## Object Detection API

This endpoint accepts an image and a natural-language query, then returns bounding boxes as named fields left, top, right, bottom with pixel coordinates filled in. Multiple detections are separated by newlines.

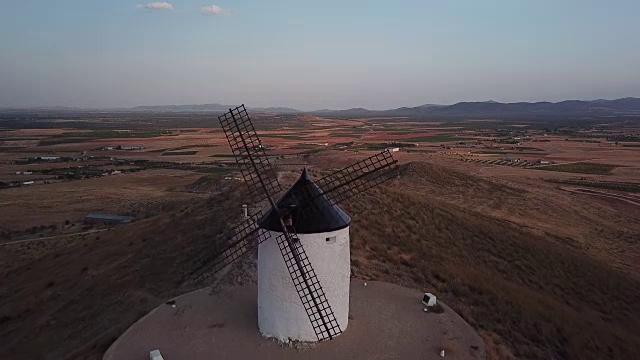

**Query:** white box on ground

left=422, top=293, right=437, bottom=307
left=150, top=349, right=164, bottom=360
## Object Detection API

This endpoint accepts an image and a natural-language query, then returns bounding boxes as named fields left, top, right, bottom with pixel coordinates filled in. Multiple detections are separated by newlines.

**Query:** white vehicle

left=422, top=293, right=437, bottom=307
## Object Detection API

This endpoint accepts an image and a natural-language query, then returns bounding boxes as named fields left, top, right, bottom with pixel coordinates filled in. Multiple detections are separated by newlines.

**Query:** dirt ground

left=104, top=280, right=485, bottom=360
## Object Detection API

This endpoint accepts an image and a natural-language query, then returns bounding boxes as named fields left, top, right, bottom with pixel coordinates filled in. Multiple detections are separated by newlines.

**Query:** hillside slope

left=1, top=163, right=638, bottom=360
left=345, top=163, right=640, bottom=359
left=0, top=179, right=246, bottom=359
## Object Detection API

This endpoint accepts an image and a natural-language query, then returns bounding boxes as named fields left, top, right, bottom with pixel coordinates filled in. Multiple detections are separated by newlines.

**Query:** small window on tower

left=325, top=236, right=336, bottom=244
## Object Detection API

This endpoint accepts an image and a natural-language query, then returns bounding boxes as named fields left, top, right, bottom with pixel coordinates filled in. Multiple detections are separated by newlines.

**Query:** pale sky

left=1, top=0, right=640, bottom=110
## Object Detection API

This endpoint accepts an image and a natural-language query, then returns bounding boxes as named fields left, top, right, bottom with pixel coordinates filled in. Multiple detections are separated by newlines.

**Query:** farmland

left=0, top=109, right=639, bottom=360
left=534, top=162, right=620, bottom=175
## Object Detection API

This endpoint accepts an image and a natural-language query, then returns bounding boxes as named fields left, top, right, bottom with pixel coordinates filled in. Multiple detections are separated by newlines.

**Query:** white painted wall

left=258, top=226, right=350, bottom=342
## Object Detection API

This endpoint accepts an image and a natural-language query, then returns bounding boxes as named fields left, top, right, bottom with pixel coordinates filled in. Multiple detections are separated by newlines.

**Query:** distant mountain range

left=129, top=98, right=640, bottom=118
left=309, top=98, right=640, bottom=118
left=131, top=103, right=300, bottom=114
left=3, top=98, right=640, bottom=119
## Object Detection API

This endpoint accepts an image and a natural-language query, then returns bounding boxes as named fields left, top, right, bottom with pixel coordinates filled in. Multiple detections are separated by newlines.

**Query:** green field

left=545, top=179, right=640, bottom=192
left=209, top=154, right=236, bottom=158
left=289, top=143, right=321, bottom=149
left=405, top=149, right=436, bottom=153
left=195, top=167, right=234, bottom=173
left=328, top=132, right=363, bottom=138
left=0, top=137, right=42, bottom=141
left=38, top=130, right=173, bottom=146
left=362, top=142, right=417, bottom=150
left=258, top=133, right=307, bottom=140
left=161, top=151, right=198, bottom=156
left=567, top=139, right=601, bottom=143
left=534, top=162, right=619, bottom=175
left=38, top=138, right=92, bottom=146
left=472, top=150, right=510, bottom=154
left=404, top=134, right=458, bottom=142
left=53, top=130, right=171, bottom=139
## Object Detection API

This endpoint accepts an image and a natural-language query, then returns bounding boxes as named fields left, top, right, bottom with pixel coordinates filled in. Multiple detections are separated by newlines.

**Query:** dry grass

left=0, top=169, right=204, bottom=231
left=1, top=161, right=638, bottom=360
left=345, top=163, right=640, bottom=360
left=0, top=177, right=245, bottom=359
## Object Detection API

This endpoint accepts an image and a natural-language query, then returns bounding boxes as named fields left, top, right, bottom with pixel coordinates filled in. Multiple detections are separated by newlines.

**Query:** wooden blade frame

left=192, top=211, right=270, bottom=282
left=194, top=103, right=284, bottom=280
left=197, top=146, right=399, bottom=282
left=218, top=105, right=340, bottom=341
left=219, top=105, right=282, bottom=204
left=316, top=149, right=399, bottom=204
left=275, top=221, right=342, bottom=341
left=289, top=150, right=399, bottom=218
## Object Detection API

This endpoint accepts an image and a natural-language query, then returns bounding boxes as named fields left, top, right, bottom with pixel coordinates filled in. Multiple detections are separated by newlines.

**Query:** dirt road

left=559, top=187, right=640, bottom=207
left=0, top=228, right=110, bottom=246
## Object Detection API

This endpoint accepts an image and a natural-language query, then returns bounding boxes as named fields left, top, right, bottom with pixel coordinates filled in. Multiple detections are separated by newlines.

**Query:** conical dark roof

left=258, top=168, right=351, bottom=234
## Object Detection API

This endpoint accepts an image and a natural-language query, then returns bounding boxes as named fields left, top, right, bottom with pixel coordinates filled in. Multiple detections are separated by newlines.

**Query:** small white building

left=257, top=169, right=351, bottom=342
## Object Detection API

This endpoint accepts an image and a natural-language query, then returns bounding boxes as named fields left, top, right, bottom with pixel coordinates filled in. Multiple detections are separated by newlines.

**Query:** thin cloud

left=136, top=2, right=174, bottom=11
left=200, top=5, right=230, bottom=16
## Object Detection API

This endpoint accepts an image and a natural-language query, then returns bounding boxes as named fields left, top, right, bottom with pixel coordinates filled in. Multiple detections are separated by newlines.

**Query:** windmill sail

left=289, top=150, right=399, bottom=217
left=193, top=105, right=282, bottom=281
left=192, top=211, right=270, bottom=281
left=316, top=149, right=399, bottom=204
left=219, top=105, right=282, bottom=203
left=275, top=224, right=342, bottom=341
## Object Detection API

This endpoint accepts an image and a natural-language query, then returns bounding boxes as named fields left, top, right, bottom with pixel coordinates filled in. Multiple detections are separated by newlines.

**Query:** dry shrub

left=345, top=163, right=640, bottom=360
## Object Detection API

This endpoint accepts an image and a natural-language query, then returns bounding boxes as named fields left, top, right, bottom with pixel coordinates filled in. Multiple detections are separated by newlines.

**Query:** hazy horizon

left=3, top=96, right=640, bottom=112
left=2, top=1, right=640, bottom=111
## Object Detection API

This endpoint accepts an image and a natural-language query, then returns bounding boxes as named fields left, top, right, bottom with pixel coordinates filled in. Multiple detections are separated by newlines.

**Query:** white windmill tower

left=194, top=105, right=398, bottom=343
left=257, top=168, right=351, bottom=342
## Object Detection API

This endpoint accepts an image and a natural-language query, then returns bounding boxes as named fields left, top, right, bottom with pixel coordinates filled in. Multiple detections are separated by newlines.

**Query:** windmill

left=194, top=104, right=398, bottom=343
